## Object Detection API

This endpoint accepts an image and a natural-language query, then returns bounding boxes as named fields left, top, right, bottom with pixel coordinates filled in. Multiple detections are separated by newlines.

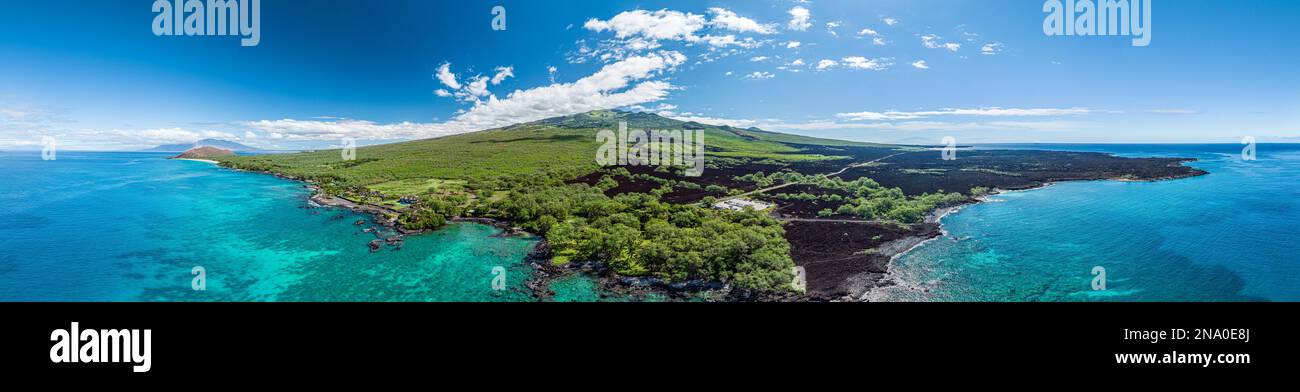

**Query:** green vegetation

left=835, top=191, right=967, bottom=223
left=400, top=208, right=448, bottom=231
left=213, top=110, right=912, bottom=293
left=203, top=109, right=1198, bottom=300
left=369, top=178, right=467, bottom=196
left=492, top=184, right=794, bottom=291
left=219, top=126, right=599, bottom=191
left=738, top=171, right=969, bottom=223
left=218, top=110, right=879, bottom=195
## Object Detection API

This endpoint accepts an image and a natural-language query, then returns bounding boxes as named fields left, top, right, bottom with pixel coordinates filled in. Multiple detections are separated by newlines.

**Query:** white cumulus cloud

left=248, top=52, right=687, bottom=143
left=841, top=56, right=892, bottom=71
left=491, top=66, right=515, bottom=85
left=787, top=6, right=812, bottom=31
left=981, top=42, right=1004, bottom=55
left=708, top=8, right=776, bottom=34
left=583, top=9, right=707, bottom=41
left=435, top=63, right=460, bottom=89
left=826, top=21, right=842, bottom=36
left=922, top=35, right=962, bottom=51
left=122, top=128, right=239, bottom=145
left=836, top=107, right=1094, bottom=121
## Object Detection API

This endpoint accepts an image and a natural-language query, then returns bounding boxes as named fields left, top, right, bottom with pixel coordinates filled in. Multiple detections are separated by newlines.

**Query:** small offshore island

left=172, top=146, right=235, bottom=162
left=214, top=110, right=1206, bottom=301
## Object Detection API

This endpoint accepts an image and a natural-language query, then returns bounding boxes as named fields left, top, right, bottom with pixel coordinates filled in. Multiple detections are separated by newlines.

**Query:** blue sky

left=1, top=0, right=1297, bottom=150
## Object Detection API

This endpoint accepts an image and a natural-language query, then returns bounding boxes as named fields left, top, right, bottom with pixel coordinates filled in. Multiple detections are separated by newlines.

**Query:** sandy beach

left=173, top=158, right=219, bottom=164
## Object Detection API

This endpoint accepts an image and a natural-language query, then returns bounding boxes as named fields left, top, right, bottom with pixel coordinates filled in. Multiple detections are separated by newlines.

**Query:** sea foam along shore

left=860, top=168, right=1207, bottom=302
left=845, top=196, right=983, bottom=302
left=173, top=158, right=219, bottom=164
left=858, top=182, right=1071, bottom=302
left=212, top=162, right=573, bottom=298
left=200, top=153, right=1208, bottom=302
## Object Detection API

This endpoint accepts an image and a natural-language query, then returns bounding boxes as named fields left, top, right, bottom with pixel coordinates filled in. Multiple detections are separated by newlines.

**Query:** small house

left=712, top=198, right=773, bottom=212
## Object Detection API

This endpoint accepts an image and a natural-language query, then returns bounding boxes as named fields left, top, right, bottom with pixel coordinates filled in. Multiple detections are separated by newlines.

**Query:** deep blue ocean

left=1, top=145, right=1296, bottom=301
left=873, top=144, right=1300, bottom=302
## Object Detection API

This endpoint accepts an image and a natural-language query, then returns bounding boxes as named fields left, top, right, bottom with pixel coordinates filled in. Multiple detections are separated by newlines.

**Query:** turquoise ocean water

left=0, top=152, right=556, bottom=301
left=2, top=145, right=1296, bottom=302
left=875, top=144, right=1300, bottom=302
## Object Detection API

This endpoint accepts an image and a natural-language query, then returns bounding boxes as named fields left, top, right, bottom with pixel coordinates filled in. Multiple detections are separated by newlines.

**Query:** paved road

left=722, top=152, right=907, bottom=202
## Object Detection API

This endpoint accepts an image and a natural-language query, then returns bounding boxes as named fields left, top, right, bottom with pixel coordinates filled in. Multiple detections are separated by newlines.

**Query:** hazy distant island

left=211, top=110, right=1206, bottom=301
left=147, top=138, right=263, bottom=153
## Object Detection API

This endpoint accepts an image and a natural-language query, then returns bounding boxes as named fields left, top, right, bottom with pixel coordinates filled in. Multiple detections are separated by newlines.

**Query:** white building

left=713, top=198, right=773, bottom=212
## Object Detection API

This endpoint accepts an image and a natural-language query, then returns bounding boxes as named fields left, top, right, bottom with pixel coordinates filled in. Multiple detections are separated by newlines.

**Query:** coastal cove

left=0, top=151, right=588, bottom=301
left=213, top=111, right=1214, bottom=300
left=3, top=144, right=1296, bottom=302
left=872, top=144, right=1300, bottom=302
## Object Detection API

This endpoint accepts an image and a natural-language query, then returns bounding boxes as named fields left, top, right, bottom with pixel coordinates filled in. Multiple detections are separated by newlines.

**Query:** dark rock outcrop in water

left=211, top=110, right=1212, bottom=301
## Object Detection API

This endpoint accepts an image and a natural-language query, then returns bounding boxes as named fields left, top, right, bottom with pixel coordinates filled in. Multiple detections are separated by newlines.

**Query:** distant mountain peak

left=527, top=109, right=703, bottom=130
left=144, top=139, right=261, bottom=153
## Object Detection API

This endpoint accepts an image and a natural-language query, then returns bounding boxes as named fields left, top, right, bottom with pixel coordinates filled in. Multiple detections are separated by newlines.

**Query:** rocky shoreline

left=209, top=164, right=599, bottom=299
left=283, top=181, right=755, bottom=301
left=208, top=155, right=1208, bottom=302
left=523, top=244, right=806, bottom=302
left=855, top=168, right=1210, bottom=301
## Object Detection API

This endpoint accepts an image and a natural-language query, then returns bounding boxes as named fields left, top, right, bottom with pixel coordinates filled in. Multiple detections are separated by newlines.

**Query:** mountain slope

left=217, top=110, right=857, bottom=293
left=214, top=109, right=1207, bottom=298
left=218, top=110, right=901, bottom=190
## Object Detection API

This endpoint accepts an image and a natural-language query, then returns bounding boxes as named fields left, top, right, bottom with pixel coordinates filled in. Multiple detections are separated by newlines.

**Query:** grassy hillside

left=216, top=110, right=901, bottom=293
left=219, top=110, right=896, bottom=193
left=220, top=125, right=600, bottom=189
left=214, top=109, right=1203, bottom=297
